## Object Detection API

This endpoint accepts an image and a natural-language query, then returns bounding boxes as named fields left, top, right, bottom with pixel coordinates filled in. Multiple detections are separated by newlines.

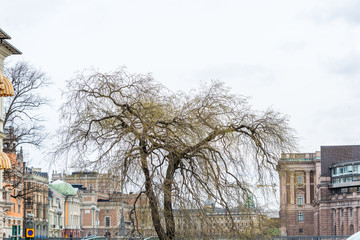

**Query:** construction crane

left=256, top=183, right=277, bottom=194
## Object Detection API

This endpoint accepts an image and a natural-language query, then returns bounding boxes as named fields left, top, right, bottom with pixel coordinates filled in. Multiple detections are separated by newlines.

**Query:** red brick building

left=279, top=145, right=360, bottom=236
left=52, top=172, right=154, bottom=238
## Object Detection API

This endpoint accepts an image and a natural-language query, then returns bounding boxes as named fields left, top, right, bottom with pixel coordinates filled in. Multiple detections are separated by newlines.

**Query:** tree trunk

left=164, top=156, right=180, bottom=240
left=139, top=139, right=167, bottom=240
left=164, top=164, right=175, bottom=239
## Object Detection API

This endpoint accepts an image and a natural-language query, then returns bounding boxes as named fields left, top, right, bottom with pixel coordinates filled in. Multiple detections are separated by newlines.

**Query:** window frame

left=298, top=212, right=304, bottom=222
left=105, top=216, right=111, bottom=227
left=297, top=195, right=304, bottom=206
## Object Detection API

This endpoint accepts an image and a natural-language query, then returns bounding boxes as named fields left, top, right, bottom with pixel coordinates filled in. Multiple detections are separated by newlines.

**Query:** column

left=280, top=172, right=287, bottom=204
left=354, top=207, right=358, bottom=232
left=279, top=171, right=288, bottom=236
left=336, top=208, right=341, bottom=235
left=344, top=208, right=349, bottom=235
left=290, top=172, right=295, bottom=204
left=331, top=209, right=335, bottom=235
left=306, top=171, right=310, bottom=204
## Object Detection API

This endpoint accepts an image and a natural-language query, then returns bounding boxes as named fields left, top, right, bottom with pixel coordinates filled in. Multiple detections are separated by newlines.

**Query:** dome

left=50, top=179, right=77, bottom=196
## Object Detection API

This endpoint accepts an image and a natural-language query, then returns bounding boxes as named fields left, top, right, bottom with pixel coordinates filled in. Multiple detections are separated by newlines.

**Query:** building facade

left=2, top=151, right=24, bottom=238
left=52, top=171, right=155, bottom=238
left=0, top=28, right=21, bottom=239
left=49, top=180, right=81, bottom=238
left=23, top=167, right=49, bottom=237
left=279, top=145, right=360, bottom=236
left=174, top=205, right=266, bottom=238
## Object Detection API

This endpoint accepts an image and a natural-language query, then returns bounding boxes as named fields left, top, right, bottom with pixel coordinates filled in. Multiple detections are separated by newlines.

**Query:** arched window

left=350, top=224, right=354, bottom=235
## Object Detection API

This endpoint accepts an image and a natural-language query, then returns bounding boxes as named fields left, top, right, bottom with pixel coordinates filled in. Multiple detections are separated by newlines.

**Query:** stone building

left=174, top=197, right=267, bottom=238
left=23, top=167, right=49, bottom=237
left=0, top=28, right=21, bottom=239
left=279, top=145, right=360, bottom=236
left=49, top=180, right=81, bottom=238
left=2, top=149, right=24, bottom=238
left=278, top=151, right=319, bottom=236
left=52, top=171, right=154, bottom=238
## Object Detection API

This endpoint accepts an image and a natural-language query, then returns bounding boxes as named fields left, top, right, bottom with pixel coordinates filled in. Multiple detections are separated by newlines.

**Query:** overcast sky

left=2, top=0, right=360, bottom=169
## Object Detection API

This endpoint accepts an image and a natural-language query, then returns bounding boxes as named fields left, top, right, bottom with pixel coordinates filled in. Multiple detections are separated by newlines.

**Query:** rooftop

left=0, top=28, right=11, bottom=39
left=50, top=180, right=77, bottom=196
left=280, top=152, right=320, bottom=162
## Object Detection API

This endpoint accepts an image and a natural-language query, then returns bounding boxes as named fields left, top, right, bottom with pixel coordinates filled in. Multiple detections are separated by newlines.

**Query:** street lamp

left=91, top=205, right=96, bottom=236
left=56, top=209, right=63, bottom=238
left=26, top=213, right=34, bottom=228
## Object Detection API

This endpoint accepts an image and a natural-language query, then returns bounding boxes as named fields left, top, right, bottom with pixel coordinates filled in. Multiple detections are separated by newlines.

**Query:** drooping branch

left=56, top=67, right=296, bottom=239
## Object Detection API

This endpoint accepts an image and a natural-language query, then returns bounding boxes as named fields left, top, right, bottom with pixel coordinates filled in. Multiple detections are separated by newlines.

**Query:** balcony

left=329, top=181, right=360, bottom=188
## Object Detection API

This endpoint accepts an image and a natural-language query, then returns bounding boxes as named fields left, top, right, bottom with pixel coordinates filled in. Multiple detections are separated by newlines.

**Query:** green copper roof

left=50, top=180, right=77, bottom=196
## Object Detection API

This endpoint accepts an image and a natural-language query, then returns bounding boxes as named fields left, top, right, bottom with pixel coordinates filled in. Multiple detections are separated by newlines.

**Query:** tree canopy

left=4, top=61, right=50, bottom=151
left=57, top=68, right=296, bottom=239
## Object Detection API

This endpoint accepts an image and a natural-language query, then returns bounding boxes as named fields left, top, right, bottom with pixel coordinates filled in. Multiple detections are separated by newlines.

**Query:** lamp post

left=26, top=213, right=34, bottom=228
left=25, top=213, right=34, bottom=239
left=91, top=205, right=96, bottom=236
left=56, top=209, right=63, bottom=239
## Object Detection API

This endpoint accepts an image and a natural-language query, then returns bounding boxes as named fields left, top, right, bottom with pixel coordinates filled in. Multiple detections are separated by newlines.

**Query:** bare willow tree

left=56, top=68, right=296, bottom=240
left=3, top=61, right=50, bottom=151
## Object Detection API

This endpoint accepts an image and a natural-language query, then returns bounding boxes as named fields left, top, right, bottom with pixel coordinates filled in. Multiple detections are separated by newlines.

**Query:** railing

left=267, top=236, right=349, bottom=240
left=2, top=236, right=352, bottom=240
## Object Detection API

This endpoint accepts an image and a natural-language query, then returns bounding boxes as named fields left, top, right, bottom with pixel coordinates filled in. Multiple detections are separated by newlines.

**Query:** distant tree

left=2, top=61, right=50, bottom=201
left=56, top=68, right=296, bottom=240
left=3, top=61, right=50, bottom=151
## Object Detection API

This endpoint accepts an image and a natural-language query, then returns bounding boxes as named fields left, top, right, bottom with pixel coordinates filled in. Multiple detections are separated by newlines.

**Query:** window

left=297, top=176, right=303, bottom=184
left=297, top=195, right=304, bottom=206
left=106, top=209, right=110, bottom=213
left=350, top=208, right=353, bottom=217
left=298, top=212, right=303, bottom=222
left=105, top=216, right=110, bottom=227
left=342, top=209, right=344, bottom=217
left=299, top=228, right=303, bottom=233
left=89, top=184, right=93, bottom=191
left=17, top=199, right=21, bottom=213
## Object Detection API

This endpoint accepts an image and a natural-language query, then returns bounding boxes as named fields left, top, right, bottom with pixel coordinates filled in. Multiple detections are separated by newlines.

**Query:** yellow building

left=0, top=28, right=21, bottom=239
